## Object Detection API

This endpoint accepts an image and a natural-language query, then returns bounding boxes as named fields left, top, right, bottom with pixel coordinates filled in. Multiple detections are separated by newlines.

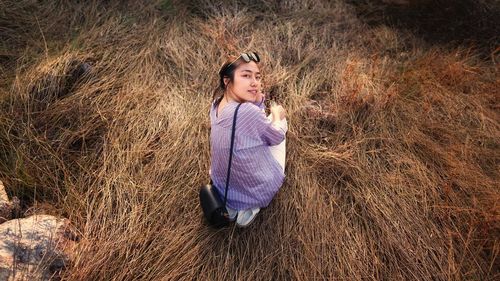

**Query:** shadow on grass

left=347, top=0, right=500, bottom=56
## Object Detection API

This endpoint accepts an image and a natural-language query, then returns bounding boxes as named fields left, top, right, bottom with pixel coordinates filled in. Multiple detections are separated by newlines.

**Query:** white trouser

left=268, top=115, right=287, bottom=173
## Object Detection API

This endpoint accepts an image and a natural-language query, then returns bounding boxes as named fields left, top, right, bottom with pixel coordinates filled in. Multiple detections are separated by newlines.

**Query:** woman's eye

left=256, top=76, right=262, bottom=80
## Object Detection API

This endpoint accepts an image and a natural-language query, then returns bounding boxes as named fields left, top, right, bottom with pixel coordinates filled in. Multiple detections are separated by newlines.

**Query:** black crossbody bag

left=199, top=103, right=242, bottom=227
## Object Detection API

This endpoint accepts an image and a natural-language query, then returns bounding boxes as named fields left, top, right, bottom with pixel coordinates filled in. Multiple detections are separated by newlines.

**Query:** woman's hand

left=256, top=91, right=265, bottom=104
left=270, top=101, right=286, bottom=122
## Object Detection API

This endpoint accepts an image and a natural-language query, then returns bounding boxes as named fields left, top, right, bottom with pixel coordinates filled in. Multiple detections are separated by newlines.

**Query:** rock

left=0, top=181, right=6, bottom=201
left=0, top=181, right=19, bottom=223
left=0, top=215, right=78, bottom=280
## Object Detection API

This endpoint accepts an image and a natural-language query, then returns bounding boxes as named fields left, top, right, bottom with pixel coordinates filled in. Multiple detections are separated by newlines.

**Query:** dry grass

left=0, top=0, right=498, bottom=280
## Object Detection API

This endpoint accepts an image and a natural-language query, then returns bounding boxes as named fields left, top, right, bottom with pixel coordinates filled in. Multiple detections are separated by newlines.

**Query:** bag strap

left=223, top=103, right=242, bottom=207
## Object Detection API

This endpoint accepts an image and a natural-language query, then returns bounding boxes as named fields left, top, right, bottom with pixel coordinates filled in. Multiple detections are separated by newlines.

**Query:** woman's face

left=225, top=61, right=262, bottom=103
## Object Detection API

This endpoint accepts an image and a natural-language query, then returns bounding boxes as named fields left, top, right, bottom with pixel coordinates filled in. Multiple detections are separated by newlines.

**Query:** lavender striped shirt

left=210, top=99, right=287, bottom=210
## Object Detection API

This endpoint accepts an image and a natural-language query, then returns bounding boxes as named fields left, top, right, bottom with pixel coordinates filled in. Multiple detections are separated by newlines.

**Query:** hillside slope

left=0, top=0, right=498, bottom=280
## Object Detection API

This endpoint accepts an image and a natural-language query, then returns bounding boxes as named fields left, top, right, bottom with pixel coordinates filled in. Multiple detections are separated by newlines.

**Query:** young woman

left=210, top=52, right=287, bottom=227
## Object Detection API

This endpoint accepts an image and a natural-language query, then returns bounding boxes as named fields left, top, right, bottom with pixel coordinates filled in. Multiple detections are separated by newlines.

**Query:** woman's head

left=214, top=52, right=262, bottom=104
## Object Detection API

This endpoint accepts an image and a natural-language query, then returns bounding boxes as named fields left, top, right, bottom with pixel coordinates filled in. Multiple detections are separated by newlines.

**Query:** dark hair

left=212, top=56, right=257, bottom=107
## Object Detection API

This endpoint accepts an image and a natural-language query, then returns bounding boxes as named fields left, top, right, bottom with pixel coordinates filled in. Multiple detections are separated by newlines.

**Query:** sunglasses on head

left=228, top=52, right=260, bottom=67
left=219, top=52, right=261, bottom=75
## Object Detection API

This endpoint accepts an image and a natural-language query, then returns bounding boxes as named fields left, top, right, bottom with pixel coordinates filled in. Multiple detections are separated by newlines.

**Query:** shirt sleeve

left=237, top=102, right=285, bottom=146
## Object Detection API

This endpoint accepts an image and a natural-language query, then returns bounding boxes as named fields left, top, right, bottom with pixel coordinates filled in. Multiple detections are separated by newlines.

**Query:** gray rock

left=0, top=215, right=78, bottom=280
left=0, top=181, right=20, bottom=224
left=0, top=181, right=14, bottom=223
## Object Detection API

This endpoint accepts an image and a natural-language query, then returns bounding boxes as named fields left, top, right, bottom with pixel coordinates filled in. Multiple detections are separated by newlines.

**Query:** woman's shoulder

left=235, top=102, right=269, bottom=133
left=238, top=102, right=264, bottom=117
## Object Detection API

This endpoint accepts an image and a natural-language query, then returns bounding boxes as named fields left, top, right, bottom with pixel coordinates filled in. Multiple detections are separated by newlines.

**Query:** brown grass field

left=0, top=0, right=499, bottom=280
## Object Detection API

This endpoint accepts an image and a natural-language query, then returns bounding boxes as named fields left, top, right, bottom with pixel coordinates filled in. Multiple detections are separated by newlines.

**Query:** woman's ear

left=223, top=77, right=230, bottom=87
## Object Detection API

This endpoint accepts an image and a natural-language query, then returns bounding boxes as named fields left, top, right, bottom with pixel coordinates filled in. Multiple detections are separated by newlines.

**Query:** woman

left=210, top=52, right=287, bottom=227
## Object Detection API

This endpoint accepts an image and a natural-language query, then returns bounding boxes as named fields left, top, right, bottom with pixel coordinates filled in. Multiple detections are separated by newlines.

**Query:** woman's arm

left=238, top=103, right=286, bottom=146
